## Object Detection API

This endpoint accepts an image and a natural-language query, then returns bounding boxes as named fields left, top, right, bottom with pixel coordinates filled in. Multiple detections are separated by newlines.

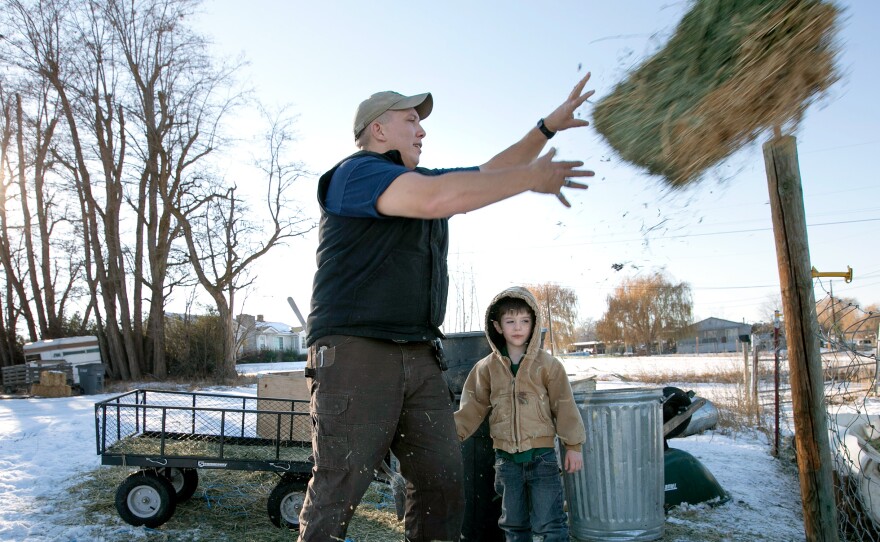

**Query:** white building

left=236, top=314, right=306, bottom=358
left=23, top=336, right=103, bottom=384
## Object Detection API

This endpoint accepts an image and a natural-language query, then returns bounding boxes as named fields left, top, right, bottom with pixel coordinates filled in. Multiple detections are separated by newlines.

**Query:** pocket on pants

left=535, top=450, right=558, bottom=465
left=312, top=434, right=349, bottom=471
left=314, top=392, right=348, bottom=415
left=311, top=392, right=350, bottom=471
left=534, top=450, right=562, bottom=477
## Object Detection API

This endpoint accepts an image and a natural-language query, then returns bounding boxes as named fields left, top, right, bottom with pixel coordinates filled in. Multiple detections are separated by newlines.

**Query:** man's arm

left=376, top=148, right=591, bottom=218
left=376, top=73, right=595, bottom=218
left=481, top=72, right=594, bottom=171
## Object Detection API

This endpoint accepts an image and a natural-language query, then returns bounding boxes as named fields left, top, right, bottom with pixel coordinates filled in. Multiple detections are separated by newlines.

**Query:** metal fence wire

left=95, top=389, right=313, bottom=465
left=758, top=282, right=880, bottom=541
left=812, top=284, right=880, bottom=542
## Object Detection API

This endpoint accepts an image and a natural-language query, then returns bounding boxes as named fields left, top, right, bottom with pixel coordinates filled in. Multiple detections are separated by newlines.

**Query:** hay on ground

left=106, top=435, right=312, bottom=462
left=59, top=466, right=403, bottom=541
left=593, top=0, right=841, bottom=188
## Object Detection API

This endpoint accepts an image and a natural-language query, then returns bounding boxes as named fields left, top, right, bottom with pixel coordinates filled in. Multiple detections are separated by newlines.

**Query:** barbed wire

left=749, top=283, right=879, bottom=540
left=812, top=283, right=880, bottom=541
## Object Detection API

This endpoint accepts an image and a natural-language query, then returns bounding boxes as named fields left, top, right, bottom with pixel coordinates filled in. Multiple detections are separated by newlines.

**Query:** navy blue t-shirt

left=324, top=154, right=477, bottom=218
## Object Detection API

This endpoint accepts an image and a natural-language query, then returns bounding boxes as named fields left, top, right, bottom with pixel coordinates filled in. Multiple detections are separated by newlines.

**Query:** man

left=300, top=74, right=595, bottom=542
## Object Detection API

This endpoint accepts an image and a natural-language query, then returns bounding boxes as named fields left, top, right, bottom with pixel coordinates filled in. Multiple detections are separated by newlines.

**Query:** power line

left=514, top=217, right=880, bottom=249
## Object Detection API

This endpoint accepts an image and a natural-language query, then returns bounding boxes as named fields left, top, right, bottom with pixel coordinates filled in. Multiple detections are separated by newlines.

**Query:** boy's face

left=492, top=309, right=533, bottom=349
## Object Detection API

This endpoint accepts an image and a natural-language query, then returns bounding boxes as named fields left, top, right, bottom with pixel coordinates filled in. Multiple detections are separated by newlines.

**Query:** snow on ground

left=0, top=355, right=815, bottom=541
left=236, top=361, right=305, bottom=376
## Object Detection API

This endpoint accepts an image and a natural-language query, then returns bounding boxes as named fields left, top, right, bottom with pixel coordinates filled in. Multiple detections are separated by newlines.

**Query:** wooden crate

left=256, top=371, right=311, bottom=441
left=2, top=363, right=73, bottom=393
left=2, top=365, right=28, bottom=392
left=27, top=361, right=74, bottom=385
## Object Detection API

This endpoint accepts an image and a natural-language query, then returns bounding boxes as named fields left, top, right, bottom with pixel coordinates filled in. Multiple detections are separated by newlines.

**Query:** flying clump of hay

left=593, top=0, right=841, bottom=188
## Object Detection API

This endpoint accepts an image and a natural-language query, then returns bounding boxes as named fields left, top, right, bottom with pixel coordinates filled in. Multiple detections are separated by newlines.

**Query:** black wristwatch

left=537, top=118, right=556, bottom=139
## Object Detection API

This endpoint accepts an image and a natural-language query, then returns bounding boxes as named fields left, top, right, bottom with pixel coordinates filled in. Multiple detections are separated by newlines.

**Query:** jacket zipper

left=510, top=357, right=520, bottom=453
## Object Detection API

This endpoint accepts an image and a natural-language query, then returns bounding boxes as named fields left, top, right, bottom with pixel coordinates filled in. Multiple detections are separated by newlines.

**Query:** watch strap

left=537, top=118, right=556, bottom=139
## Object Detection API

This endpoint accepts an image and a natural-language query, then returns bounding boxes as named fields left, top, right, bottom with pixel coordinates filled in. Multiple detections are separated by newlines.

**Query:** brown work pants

left=298, top=335, right=464, bottom=542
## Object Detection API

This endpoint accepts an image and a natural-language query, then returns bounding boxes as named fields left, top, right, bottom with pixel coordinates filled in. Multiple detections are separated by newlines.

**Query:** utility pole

left=764, top=135, right=839, bottom=541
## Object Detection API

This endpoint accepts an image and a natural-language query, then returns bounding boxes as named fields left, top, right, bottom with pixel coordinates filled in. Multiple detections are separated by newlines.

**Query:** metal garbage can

left=77, top=363, right=105, bottom=395
left=562, top=387, right=664, bottom=542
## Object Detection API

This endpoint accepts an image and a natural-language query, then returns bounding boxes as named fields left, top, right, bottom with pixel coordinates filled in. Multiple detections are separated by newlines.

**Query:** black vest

left=306, top=150, right=448, bottom=345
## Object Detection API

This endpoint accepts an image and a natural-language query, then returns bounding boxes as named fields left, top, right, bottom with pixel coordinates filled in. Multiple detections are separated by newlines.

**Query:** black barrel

left=442, top=331, right=503, bottom=542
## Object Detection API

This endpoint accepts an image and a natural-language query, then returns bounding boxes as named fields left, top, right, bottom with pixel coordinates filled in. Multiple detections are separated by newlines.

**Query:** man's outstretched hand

left=542, top=72, right=595, bottom=134
left=529, top=148, right=592, bottom=207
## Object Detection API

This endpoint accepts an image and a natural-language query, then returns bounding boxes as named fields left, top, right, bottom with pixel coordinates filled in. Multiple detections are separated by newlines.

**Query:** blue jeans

left=494, top=449, right=569, bottom=542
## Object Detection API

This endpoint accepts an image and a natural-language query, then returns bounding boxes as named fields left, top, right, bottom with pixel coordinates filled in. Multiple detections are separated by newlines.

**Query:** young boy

left=455, top=286, right=586, bottom=542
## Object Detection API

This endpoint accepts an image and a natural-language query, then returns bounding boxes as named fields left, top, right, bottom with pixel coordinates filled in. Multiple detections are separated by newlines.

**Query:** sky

left=185, top=0, right=880, bottom=331
left=0, top=357, right=812, bottom=541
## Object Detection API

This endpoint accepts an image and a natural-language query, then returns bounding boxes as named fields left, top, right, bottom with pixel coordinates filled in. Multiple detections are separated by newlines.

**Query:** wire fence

left=753, top=283, right=879, bottom=541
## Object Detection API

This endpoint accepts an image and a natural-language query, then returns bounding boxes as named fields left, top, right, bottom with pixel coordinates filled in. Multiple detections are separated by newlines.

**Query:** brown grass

left=626, top=360, right=766, bottom=432
left=52, top=466, right=403, bottom=541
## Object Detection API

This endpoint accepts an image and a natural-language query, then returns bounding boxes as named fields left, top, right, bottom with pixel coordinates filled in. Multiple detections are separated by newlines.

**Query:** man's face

left=379, top=108, right=425, bottom=169
left=493, top=309, right=533, bottom=349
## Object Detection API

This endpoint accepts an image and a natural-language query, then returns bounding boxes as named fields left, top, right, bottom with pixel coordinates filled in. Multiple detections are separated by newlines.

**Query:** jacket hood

left=484, top=286, right=542, bottom=360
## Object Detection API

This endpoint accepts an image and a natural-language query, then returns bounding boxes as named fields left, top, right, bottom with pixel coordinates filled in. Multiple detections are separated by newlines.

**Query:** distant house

left=677, top=317, right=752, bottom=354
left=570, top=340, right=605, bottom=354
left=236, top=314, right=307, bottom=358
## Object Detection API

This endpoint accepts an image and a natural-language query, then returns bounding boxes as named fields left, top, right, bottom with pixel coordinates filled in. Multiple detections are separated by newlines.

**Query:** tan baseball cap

left=353, top=91, right=433, bottom=139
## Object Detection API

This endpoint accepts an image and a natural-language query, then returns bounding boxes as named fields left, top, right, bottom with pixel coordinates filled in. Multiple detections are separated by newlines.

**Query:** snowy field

left=0, top=355, right=827, bottom=541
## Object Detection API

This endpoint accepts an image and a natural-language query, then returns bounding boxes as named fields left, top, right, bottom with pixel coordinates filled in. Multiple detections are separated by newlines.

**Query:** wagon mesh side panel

left=96, top=390, right=312, bottom=463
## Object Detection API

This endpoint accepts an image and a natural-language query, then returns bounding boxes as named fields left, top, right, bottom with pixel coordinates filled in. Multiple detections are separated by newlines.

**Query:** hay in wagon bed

left=593, top=0, right=841, bottom=188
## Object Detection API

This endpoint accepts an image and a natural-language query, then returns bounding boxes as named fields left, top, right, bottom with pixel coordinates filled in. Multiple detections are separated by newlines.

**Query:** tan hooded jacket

left=454, top=286, right=586, bottom=454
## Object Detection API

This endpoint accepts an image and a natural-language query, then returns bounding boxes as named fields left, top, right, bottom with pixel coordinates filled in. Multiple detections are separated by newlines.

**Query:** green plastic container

left=664, top=447, right=730, bottom=509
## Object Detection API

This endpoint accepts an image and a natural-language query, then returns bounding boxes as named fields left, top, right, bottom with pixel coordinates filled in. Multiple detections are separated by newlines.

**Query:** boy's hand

left=564, top=449, right=584, bottom=473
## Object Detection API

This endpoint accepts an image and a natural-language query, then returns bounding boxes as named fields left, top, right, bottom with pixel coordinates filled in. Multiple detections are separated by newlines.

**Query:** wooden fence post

left=763, top=135, right=839, bottom=541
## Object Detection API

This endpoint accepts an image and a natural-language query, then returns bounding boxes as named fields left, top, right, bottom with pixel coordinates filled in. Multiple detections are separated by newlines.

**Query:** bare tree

left=0, top=0, right=248, bottom=379
left=758, top=292, right=783, bottom=324
left=171, top=109, right=314, bottom=376
left=575, top=317, right=597, bottom=342
left=0, top=0, right=139, bottom=378
left=525, top=283, right=579, bottom=354
left=450, top=265, right=480, bottom=332
left=596, top=271, right=693, bottom=355
left=101, top=0, right=244, bottom=378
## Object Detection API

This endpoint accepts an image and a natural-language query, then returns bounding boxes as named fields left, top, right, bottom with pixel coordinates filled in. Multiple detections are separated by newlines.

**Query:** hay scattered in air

left=593, top=0, right=841, bottom=188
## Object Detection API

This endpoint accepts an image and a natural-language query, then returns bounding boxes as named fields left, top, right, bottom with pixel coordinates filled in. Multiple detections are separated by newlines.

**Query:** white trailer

left=23, top=336, right=103, bottom=384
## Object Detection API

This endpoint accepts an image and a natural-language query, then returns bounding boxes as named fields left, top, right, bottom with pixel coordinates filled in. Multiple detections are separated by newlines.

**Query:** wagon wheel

left=151, top=467, right=199, bottom=503
left=115, top=471, right=177, bottom=528
left=267, top=475, right=308, bottom=529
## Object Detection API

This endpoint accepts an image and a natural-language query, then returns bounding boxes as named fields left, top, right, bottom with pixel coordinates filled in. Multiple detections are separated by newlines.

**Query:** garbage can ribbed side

left=563, top=387, right=665, bottom=542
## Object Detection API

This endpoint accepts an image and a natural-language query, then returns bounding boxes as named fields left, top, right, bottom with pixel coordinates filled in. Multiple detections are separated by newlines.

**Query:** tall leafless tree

left=0, top=0, right=250, bottom=378
left=101, top=0, right=243, bottom=378
left=171, top=109, right=314, bottom=376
